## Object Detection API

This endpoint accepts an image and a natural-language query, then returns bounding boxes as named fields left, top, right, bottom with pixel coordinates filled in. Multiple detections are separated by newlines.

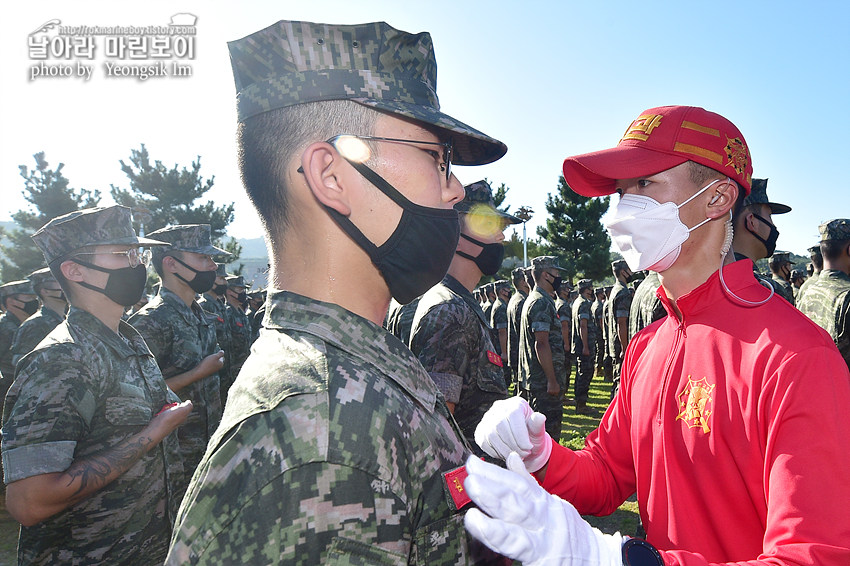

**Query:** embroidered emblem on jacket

left=676, top=376, right=715, bottom=433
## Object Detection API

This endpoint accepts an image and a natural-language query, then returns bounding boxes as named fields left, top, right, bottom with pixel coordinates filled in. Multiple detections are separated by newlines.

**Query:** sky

left=2, top=0, right=848, bottom=257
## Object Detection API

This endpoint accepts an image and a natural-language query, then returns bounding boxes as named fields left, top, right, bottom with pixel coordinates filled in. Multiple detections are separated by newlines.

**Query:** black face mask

left=748, top=213, right=779, bottom=257
left=550, top=275, right=563, bottom=292
left=74, top=259, right=148, bottom=307
left=456, top=233, right=505, bottom=276
left=170, top=256, right=217, bottom=294
left=212, top=283, right=228, bottom=296
left=323, top=158, right=460, bottom=305
left=20, top=299, right=40, bottom=316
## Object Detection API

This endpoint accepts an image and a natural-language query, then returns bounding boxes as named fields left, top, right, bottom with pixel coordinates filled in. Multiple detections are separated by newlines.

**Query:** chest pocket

left=104, top=382, right=153, bottom=427
left=411, top=513, right=468, bottom=564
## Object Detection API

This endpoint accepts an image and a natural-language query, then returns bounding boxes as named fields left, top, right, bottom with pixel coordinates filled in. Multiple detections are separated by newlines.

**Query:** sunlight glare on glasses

left=465, top=204, right=504, bottom=239
left=333, top=136, right=372, bottom=163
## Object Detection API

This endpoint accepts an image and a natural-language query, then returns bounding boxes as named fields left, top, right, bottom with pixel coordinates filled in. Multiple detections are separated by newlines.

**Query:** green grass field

left=0, top=372, right=639, bottom=564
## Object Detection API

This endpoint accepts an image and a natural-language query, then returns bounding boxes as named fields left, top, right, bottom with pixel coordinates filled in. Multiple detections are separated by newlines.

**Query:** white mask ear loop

left=678, top=178, right=723, bottom=233
left=719, top=208, right=775, bottom=307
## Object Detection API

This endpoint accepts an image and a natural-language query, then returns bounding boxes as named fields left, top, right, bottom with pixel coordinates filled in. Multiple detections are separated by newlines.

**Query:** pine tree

left=0, top=152, right=101, bottom=280
left=537, top=175, right=611, bottom=282
left=110, top=144, right=241, bottom=261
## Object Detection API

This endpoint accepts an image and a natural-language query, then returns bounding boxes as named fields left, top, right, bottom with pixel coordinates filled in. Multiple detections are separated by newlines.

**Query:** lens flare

left=333, top=135, right=372, bottom=163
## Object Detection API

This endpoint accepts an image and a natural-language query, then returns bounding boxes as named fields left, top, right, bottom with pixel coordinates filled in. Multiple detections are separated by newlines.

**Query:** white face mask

left=604, top=179, right=723, bottom=272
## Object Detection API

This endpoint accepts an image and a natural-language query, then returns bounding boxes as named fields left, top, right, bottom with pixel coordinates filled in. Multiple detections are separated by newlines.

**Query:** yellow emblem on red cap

left=620, top=114, right=663, bottom=142
left=724, top=135, right=750, bottom=179
left=676, top=376, right=715, bottom=433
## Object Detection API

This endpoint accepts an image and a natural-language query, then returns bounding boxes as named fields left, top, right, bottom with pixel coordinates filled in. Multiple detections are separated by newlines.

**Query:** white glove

left=474, top=396, right=552, bottom=472
left=464, top=453, right=626, bottom=566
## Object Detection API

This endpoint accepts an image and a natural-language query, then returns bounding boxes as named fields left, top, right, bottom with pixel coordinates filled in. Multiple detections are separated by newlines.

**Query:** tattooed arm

left=5, top=401, right=192, bottom=526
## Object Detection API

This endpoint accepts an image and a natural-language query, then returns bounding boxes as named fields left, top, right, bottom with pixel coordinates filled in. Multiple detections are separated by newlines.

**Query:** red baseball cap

left=562, top=106, right=753, bottom=197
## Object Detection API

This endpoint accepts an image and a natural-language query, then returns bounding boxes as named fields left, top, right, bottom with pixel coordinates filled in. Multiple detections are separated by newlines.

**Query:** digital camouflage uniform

left=571, top=287, right=597, bottom=407
left=166, top=292, right=503, bottom=565
left=2, top=308, right=185, bottom=566
left=410, top=275, right=508, bottom=456
left=197, top=292, right=232, bottom=395
left=506, top=288, right=527, bottom=389
left=628, top=271, right=665, bottom=340
left=385, top=297, right=420, bottom=346
left=769, top=251, right=796, bottom=306
left=0, top=280, right=35, bottom=386
left=224, top=301, right=251, bottom=395
left=605, top=278, right=632, bottom=397
left=591, top=292, right=606, bottom=374
left=519, top=285, right=566, bottom=441
left=130, top=286, right=222, bottom=476
left=554, top=293, right=573, bottom=394
left=10, top=304, right=65, bottom=369
left=797, top=220, right=850, bottom=370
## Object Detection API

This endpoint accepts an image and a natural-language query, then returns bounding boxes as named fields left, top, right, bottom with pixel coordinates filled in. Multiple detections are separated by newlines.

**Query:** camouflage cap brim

left=352, top=99, right=506, bottom=166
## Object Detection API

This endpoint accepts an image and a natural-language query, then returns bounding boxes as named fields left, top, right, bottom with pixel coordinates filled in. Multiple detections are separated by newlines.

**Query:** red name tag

left=487, top=351, right=503, bottom=367
left=236, top=322, right=244, bottom=327
left=443, top=465, right=472, bottom=510
left=216, top=316, right=225, bottom=323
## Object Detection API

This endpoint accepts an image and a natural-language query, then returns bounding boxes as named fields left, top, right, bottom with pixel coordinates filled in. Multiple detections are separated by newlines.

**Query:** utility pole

left=515, top=206, right=534, bottom=267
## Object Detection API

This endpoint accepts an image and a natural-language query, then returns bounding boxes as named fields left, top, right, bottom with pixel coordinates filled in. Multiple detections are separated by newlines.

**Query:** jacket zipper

left=657, top=319, right=686, bottom=423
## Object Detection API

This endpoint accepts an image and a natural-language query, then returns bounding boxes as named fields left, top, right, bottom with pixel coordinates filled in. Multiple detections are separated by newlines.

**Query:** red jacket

left=540, top=260, right=850, bottom=565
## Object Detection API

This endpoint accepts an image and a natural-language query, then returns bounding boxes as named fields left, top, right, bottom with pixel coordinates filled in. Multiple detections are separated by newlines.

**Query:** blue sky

left=2, top=0, right=848, bottom=256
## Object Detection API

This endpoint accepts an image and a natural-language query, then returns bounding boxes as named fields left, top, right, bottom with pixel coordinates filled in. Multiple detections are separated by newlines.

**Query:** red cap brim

left=563, top=145, right=689, bottom=197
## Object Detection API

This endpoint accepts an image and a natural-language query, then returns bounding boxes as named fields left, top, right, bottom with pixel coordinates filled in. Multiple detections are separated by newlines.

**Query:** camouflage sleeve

left=527, top=298, right=552, bottom=333
left=411, top=304, right=467, bottom=404
left=129, top=311, right=173, bottom=369
left=491, top=303, right=508, bottom=330
left=614, top=292, right=632, bottom=319
left=2, top=345, right=101, bottom=483
left=577, top=300, right=591, bottom=321
left=557, top=302, right=570, bottom=324
left=10, top=322, right=45, bottom=367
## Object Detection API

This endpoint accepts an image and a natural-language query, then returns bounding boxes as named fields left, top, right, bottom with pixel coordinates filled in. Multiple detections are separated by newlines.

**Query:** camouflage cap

left=531, top=256, right=564, bottom=271
left=611, top=259, right=629, bottom=272
left=577, top=278, right=593, bottom=291
left=494, top=279, right=510, bottom=291
left=248, top=288, right=266, bottom=299
left=28, top=267, right=55, bottom=286
left=769, top=251, right=794, bottom=266
left=455, top=180, right=521, bottom=224
left=228, top=20, right=506, bottom=166
left=147, top=225, right=231, bottom=258
left=0, top=279, right=35, bottom=298
left=595, top=287, right=606, bottom=295
left=790, top=267, right=807, bottom=281
left=742, top=178, right=791, bottom=215
left=807, top=244, right=821, bottom=255
left=215, top=263, right=228, bottom=277
left=31, top=205, right=167, bottom=265
left=226, top=274, right=247, bottom=288
left=819, top=219, right=850, bottom=241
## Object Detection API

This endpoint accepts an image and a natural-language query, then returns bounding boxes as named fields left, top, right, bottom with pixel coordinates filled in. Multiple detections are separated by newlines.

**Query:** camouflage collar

left=442, top=274, right=490, bottom=330
left=38, top=304, right=66, bottom=324
left=66, top=307, right=152, bottom=358
left=159, top=286, right=207, bottom=326
left=531, top=285, right=556, bottom=305
left=265, top=291, right=439, bottom=411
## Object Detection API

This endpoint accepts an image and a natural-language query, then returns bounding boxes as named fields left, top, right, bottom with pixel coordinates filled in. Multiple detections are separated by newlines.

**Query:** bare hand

left=146, top=400, right=193, bottom=439
left=547, top=381, right=561, bottom=397
left=198, top=350, right=225, bottom=377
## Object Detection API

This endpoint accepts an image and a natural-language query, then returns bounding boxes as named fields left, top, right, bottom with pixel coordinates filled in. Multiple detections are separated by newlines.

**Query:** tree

left=537, top=175, right=611, bottom=282
left=110, top=144, right=241, bottom=262
left=0, top=152, right=101, bottom=281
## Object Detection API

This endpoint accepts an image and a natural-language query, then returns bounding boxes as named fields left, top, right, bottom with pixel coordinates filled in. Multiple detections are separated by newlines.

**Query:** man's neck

left=42, top=299, right=66, bottom=316
left=447, top=259, right=482, bottom=293
left=162, top=278, right=197, bottom=307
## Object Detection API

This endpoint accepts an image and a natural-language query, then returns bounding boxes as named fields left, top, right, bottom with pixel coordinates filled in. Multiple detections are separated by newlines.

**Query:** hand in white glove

left=474, top=396, right=552, bottom=472
left=464, top=452, right=626, bottom=566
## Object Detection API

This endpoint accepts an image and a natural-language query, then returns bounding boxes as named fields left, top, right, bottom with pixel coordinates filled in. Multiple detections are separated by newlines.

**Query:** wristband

left=622, top=538, right=663, bottom=566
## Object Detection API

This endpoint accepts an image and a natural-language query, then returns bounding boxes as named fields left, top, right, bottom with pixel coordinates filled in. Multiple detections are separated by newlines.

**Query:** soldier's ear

left=60, top=260, right=84, bottom=283
left=299, top=141, right=353, bottom=217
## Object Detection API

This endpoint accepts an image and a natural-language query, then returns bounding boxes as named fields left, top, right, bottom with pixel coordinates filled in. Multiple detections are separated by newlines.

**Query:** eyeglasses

left=327, top=134, right=453, bottom=182
left=73, top=248, right=152, bottom=269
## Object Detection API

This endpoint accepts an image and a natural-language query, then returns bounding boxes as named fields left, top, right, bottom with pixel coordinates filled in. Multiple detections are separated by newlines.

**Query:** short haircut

left=810, top=248, right=824, bottom=271
left=821, top=238, right=850, bottom=262
left=237, top=100, right=380, bottom=250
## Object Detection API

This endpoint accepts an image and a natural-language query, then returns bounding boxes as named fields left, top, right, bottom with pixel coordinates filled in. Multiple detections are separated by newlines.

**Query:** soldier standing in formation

left=797, top=219, right=850, bottom=369
left=410, top=180, right=514, bottom=456
left=2, top=205, right=189, bottom=565
left=506, top=266, right=530, bottom=393
left=0, top=280, right=37, bottom=390
left=628, top=271, right=665, bottom=340
left=553, top=280, right=573, bottom=401
left=604, top=259, right=633, bottom=399
left=489, top=280, right=511, bottom=365
left=166, top=18, right=508, bottom=564
left=197, top=263, right=233, bottom=399
left=222, top=274, right=252, bottom=401
left=570, top=278, right=598, bottom=415
left=519, top=256, right=568, bottom=439
left=10, top=268, right=67, bottom=369
left=796, top=244, right=823, bottom=303
left=768, top=251, right=796, bottom=305
left=129, top=224, right=227, bottom=477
